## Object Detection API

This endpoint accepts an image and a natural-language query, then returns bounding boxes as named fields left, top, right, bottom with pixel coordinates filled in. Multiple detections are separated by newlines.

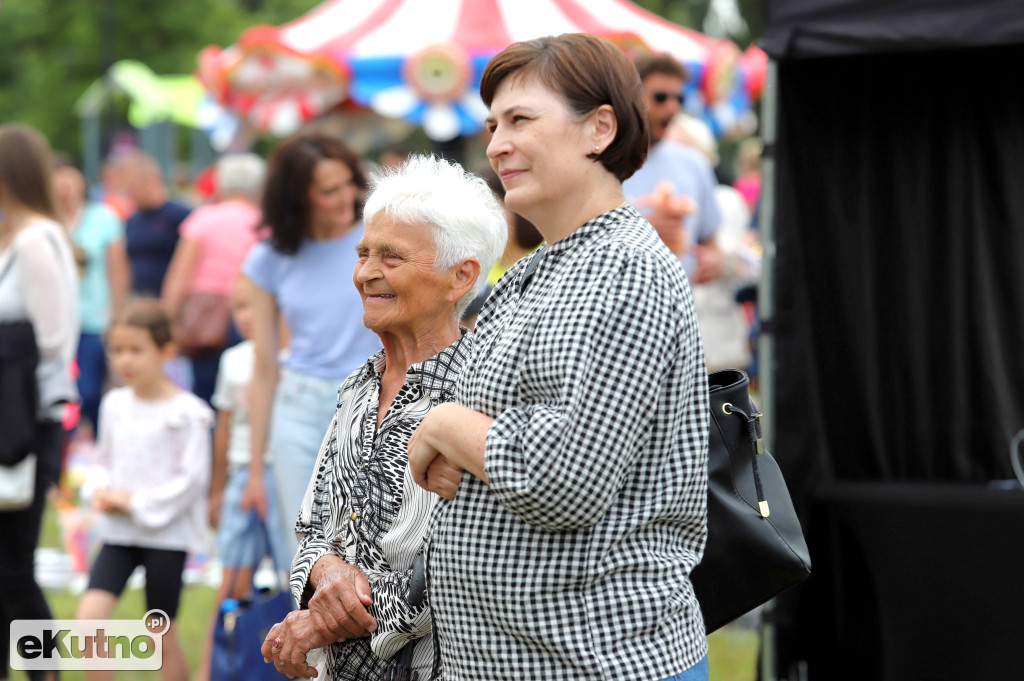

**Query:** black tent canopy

left=758, top=2, right=1024, bottom=679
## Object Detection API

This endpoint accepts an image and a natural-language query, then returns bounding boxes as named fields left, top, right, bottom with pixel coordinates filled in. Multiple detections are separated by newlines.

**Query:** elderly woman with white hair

left=260, top=155, right=506, bottom=681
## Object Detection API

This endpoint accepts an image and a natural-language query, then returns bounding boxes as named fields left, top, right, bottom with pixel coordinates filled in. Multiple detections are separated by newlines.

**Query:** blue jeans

left=269, top=368, right=345, bottom=561
left=660, top=655, right=709, bottom=681
left=76, top=332, right=106, bottom=431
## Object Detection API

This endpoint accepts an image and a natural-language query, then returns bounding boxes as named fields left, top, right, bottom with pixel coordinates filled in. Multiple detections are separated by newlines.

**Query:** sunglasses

left=652, top=91, right=685, bottom=105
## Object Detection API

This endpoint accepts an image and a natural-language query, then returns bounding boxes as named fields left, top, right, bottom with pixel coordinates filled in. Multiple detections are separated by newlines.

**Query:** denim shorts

left=660, top=655, right=709, bottom=681
left=216, top=465, right=291, bottom=572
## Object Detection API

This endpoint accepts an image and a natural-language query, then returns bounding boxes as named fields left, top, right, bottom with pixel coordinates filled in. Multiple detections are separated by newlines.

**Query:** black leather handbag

left=691, top=369, right=811, bottom=633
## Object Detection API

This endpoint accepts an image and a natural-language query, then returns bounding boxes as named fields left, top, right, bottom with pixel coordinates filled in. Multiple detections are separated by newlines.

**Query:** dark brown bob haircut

left=480, top=33, right=650, bottom=182
left=0, top=124, right=59, bottom=221
left=634, top=53, right=689, bottom=83
left=113, top=298, right=175, bottom=348
left=262, top=130, right=367, bottom=255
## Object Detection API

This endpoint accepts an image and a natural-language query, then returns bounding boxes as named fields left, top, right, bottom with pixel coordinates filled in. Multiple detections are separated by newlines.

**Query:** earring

left=592, top=145, right=601, bottom=154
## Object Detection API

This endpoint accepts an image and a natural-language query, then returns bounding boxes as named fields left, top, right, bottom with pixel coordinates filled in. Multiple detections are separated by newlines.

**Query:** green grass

left=17, top=506, right=760, bottom=681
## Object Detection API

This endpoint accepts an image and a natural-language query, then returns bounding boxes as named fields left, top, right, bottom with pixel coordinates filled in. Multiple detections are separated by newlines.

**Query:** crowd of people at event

left=0, top=35, right=762, bottom=681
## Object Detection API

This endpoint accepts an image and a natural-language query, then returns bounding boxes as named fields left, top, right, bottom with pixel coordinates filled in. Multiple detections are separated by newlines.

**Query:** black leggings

left=0, top=420, right=63, bottom=681
left=87, top=544, right=188, bottom=619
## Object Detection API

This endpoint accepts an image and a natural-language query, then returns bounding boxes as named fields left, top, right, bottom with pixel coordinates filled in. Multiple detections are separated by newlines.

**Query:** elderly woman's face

left=485, top=75, right=593, bottom=220
left=354, top=216, right=459, bottom=338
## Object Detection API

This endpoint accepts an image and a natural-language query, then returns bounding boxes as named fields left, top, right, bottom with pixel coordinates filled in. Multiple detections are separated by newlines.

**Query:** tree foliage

left=0, top=0, right=318, bottom=158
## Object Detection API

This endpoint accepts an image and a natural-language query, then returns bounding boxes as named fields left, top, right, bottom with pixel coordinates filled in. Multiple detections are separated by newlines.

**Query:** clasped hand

left=408, top=406, right=467, bottom=500
left=262, top=556, right=377, bottom=678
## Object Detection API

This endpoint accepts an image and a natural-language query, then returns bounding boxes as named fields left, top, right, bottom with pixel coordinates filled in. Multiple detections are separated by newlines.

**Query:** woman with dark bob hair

left=409, top=34, right=710, bottom=680
left=240, top=131, right=381, bottom=569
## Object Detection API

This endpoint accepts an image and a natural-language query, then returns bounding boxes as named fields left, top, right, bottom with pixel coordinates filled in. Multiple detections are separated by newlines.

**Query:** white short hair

left=215, top=153, right=266, bottom=198
left=363, top=155, right=508, bottom=316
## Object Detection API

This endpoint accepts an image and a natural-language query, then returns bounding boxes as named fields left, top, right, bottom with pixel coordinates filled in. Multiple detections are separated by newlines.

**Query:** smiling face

left=485, top=75, right=595, bottom=226
left=307, top=158, right=358, bottom=233
left=642, top=72, right=686, bottom=144
left=354, top=216, right=461, bottom=340
left=107, top=324, right=173, bottom=392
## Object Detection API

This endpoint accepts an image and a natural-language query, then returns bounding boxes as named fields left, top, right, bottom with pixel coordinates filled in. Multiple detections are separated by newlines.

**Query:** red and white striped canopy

left=199, top=0, right=744, bottom=139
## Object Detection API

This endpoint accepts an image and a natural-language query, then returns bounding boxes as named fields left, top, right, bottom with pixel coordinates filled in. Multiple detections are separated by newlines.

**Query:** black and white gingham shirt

left=426, top=206, right=709, bottom=680
left=291, top=332, right=472, bottom=681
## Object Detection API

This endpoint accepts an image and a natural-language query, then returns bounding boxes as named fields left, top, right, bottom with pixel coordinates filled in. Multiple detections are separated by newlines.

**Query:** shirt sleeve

left=211, top=350, right=234, bottom=412
left=17, top=226, right=75, bottom=362
left=129, top=400, right=214, bottom=529
left=290, top=413, right=341, bottom=608
left=242, top=241, right=279, bottom=296
left=484, top=247, right=693, bottom=531
left=364, top=471, right=435, bottom=661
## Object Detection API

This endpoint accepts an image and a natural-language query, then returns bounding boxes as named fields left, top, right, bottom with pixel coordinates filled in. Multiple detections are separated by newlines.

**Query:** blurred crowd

left=0, top=51, right=762, bottom=679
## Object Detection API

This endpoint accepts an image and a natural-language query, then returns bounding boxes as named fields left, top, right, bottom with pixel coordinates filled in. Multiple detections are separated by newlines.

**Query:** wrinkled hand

left=408, top=412, right=465, bottom=500
left=239, top=472, right=268, bottom=520
left=261, top=610, right=331, bottom=679
left=306, top=556, right=377, bottom=641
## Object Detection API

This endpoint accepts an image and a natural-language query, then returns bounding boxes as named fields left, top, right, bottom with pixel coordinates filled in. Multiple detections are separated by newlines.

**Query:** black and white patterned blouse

left=291, top=331, right=472, bottom=681
left=426, top=206, right=710, bottom=680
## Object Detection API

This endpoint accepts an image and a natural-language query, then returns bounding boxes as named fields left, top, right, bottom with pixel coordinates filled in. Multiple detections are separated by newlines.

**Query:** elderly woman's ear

left=449, top=259, right=481, bottom=303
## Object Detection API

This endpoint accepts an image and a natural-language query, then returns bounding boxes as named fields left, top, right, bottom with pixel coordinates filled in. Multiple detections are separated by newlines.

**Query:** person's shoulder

left=164, top=200, right=193, bottom=224
left=590, top=211, right=688, bottom=288
left=172, top=390, right=216, bottom=423
left=222, top=340, right=255, bottom=367
left=100, top=385, right=134, bottom=410
left=14, top=218, right=67, bottom=254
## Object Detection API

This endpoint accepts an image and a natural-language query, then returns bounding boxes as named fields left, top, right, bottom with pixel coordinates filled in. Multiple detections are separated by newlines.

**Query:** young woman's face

left=307, top=159, right=358, bottom=232
left=107, top=324, right=169, bottom=391
left=485, top=75, right=593, bottom=223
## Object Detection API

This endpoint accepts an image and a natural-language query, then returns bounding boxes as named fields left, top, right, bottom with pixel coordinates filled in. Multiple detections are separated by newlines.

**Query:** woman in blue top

left=240, top=132, right=381, bottom=567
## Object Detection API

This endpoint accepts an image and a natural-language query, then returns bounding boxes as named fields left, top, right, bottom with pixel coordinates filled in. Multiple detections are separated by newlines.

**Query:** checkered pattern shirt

left=426, top=206, right=710, bottom=680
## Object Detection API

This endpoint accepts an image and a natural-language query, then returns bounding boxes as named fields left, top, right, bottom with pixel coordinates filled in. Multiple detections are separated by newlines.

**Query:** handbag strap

left=721, top=401, right=770, bottom=518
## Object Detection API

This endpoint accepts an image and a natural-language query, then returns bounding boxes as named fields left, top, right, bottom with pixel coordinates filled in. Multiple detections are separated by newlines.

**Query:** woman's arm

left=18, top=228, right=75, bottom=361
left=416, top=250, right=694, bottom=531
left=408, top=403, right=492, bottom=499
left=240, top=278, right=279, bottom=519
left=209, top=409, right=232, bottom=529
left=160, top=237, right=200, bottom=313
left=107, top=237, right=130, bottom=315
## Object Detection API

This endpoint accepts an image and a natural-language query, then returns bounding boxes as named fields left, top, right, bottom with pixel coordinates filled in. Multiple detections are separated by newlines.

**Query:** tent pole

left=758, top=57, right=779, bottom=681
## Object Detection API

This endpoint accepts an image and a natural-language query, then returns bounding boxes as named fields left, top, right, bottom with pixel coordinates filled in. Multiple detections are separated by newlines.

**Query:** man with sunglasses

left=624, top=53, right=723, bottom=284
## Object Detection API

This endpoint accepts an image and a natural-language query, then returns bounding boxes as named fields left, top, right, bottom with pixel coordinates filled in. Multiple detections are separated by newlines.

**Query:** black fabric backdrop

left=773, top=42, right=1024, bottom=496
left=768, top=41, right=1024, bottom=680
left=761, top=0, right=1024, bottom=57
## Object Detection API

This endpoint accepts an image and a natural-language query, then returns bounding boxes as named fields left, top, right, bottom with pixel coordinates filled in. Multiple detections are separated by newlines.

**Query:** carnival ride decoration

left=197, top=0, right=766, bottom=141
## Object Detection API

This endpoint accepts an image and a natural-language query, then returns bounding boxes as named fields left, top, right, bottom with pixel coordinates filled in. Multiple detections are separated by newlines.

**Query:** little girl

left=78, top=299, right=213, bottom=681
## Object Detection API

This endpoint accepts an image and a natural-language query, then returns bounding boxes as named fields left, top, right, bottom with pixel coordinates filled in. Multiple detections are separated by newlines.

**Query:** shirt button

left=351, top=511, right=358, bottom=521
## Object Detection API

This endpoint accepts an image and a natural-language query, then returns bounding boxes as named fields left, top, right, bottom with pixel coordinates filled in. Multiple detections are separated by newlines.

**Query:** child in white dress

left=78, top=299, right=213, bottom=681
